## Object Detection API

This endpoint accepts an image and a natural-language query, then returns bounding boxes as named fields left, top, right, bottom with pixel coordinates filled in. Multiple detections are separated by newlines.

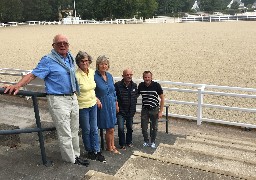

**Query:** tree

left=231, top=1, right=240, bottom=9
left=156, top=0, right=194, bottom=15
left=76, top=0, right=94, bottom=19
left=115, top=0, right=139, bottom=18
left=0, top=1, right=3, bottom=21
left=137, top=0, right=158, bottom=18
left=1, top=0, right=23, bottom=22
left=22, top=0, right=53, bottom=21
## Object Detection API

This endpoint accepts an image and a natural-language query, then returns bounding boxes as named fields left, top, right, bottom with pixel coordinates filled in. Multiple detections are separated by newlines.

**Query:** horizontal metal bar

left=203, top=104, right=256, bottom=113
left=167, top=114, right=256, bottom=129
left=162, top=87, right=198, bottom=93
left=0, top=127, right=56, bottom=135
left=0, top=68, right=31, bottom=73
left=157, top=81, right=203, bottom=87
left=0, top=72, right=23, bottom=76
left=203, top=90, right=256, bottom=98
left=0, top=81, right=16, bottom=85
left=0, top=88, right=46, bottom=97
left=201, top=118, right=256, bottom=129
left=169, top=113, right=197, bottom=120
left=25, top=84, right=45, bottom=87
left=166, top=99, right=197, bottom=106
left=205, top=84, right=256, bottom=92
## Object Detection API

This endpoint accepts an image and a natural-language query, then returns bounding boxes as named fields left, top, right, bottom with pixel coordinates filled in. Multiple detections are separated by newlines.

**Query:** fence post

left=32, top=95, right=52, bottom=166
left=197, top=85, right=205, bottom=125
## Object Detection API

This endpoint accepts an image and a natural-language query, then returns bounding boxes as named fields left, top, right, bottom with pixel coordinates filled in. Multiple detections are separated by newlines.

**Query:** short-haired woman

left=94, top=55, right=120, bottom=154
left=75, top=51, right=106, bottom=162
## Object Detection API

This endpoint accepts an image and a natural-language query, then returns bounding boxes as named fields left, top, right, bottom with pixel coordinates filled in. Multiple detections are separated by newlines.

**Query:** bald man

left=114, top=69, right=138, bottom=150
left=4, top=34, right=89, bottom=166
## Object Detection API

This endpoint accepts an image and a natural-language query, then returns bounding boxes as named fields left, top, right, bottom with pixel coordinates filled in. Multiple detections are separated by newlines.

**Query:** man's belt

left=47, top=93, right=74, bottom=96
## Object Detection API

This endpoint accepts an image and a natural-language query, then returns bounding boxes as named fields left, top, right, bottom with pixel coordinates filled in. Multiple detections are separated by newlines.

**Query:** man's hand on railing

left=3, top=84, right=21, bottom=95
left=2, top=73, right=36, bottom=95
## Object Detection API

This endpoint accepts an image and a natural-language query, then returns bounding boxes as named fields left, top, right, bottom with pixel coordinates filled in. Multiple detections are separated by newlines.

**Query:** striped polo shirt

left=138, top=81, right=163, bottom=109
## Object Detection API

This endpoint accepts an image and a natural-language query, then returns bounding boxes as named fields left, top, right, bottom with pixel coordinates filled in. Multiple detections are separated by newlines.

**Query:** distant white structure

left=227, top=0, right=245, bottom=9
left=212, top=12, right=223, bottom=16
left=73, top=0, right=76, bottom=18
left=62, top=0, right=79, bottom=24
left=252, top=2, right=256, bottom=8
left=191, top=1, right=200, bottom=11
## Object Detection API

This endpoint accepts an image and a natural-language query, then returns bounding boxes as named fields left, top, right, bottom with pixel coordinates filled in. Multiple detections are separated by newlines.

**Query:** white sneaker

left=143, top=142, right=150, bottom=147
left=151, top=143, right=156, bottom=148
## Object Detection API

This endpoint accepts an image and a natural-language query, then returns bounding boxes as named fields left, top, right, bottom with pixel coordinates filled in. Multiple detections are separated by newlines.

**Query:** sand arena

left=0, top=22, right=255, bottom=124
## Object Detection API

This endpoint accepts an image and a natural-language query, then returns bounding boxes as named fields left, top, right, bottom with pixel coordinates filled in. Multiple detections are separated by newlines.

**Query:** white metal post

left=197, top=85, right=205, bottom=125
left=74, top=0, right=76, bottom=18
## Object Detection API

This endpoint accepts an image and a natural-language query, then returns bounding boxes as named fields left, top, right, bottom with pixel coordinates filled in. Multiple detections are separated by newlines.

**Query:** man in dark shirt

left=138, top=71, right=164, bottom=148
left=115, top=69, right=138, bottom=150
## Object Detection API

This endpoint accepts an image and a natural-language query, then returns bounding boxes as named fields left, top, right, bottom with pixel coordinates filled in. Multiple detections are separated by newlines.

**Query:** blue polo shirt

left=32, top=54, right=74, bottom=94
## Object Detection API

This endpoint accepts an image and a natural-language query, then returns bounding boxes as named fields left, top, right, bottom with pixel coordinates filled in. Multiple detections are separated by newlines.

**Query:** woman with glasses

left=75, top=51, right=106, bottom=163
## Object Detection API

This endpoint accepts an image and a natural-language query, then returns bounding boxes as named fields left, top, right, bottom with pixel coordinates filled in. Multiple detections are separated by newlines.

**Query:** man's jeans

left=79, top=104, right=100, bottom=153
left=141, top=107, right=159, bottom=143
left=117, top=114, right=133, bottom=146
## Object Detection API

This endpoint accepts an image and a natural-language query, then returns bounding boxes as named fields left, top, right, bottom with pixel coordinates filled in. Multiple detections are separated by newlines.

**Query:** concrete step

left=115, top=151, right=238, bottom=180
left=153, top=143, right=256, bottom=179
left=190, top=133, right=256, bottom=150
left=84, top=170, right=121, bottom=180
left=174, top=137, right=256, bottom=165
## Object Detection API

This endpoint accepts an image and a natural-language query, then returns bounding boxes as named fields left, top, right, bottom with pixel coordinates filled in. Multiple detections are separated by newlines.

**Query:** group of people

left=3, top=34, right=164, bottom=166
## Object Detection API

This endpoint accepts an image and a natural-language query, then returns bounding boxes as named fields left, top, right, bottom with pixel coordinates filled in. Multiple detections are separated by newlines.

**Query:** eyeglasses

left=53, top=42, right=69, bottom=47
left=124, top=74, right=133, bottom=77
left=80, top=59, right=91, bottom=63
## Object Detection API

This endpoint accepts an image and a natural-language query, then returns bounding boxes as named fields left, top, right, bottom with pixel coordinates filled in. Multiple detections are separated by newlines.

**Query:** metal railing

left=0, top=88, right=55, bottom=166
left=153, top=80, right=256, bottom=128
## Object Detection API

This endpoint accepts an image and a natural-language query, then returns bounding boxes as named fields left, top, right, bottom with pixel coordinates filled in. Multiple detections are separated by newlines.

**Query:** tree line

left=0, top=0, right=255, bottom=22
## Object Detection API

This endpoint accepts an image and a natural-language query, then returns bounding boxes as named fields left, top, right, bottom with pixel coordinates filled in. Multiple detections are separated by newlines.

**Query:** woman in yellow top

left=75, top=51, right=106, bottom=163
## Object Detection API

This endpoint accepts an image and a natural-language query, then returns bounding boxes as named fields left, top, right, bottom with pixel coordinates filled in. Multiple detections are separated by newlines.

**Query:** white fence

left=182, top=14, right=256, bottom=23
left=1, top=68, right=255, bottom=128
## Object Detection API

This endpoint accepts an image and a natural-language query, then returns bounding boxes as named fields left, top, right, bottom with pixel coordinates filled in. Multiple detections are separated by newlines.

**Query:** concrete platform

left=0, top=95, right=256, bottom=179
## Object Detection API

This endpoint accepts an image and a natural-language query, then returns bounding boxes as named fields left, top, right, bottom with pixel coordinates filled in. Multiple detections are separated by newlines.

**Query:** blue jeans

left=117, top=114, right=133, bottom=147
left=79, top=104, right=100, bottom=153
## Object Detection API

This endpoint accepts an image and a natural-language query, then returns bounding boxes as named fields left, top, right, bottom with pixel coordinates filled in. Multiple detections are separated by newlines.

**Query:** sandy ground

left=0, top=22, right=255, bottom=124
left=0, top=22, right=255, bottom=87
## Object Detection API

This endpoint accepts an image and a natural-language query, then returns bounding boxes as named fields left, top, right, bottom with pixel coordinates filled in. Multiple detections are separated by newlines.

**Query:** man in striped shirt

left=138, top=71, right=164, bottom=148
